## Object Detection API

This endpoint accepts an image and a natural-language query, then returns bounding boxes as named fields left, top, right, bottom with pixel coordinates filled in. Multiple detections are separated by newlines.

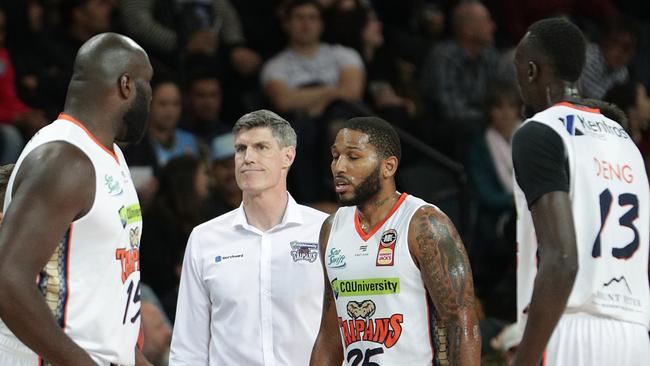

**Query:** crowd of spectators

left=2, top=0, right=650, bottom=363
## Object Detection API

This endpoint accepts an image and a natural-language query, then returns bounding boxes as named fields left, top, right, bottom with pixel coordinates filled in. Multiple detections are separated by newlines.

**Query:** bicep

left=0, top=143, right=94, bottom=276
left=408, top=206, right=475, bottom=319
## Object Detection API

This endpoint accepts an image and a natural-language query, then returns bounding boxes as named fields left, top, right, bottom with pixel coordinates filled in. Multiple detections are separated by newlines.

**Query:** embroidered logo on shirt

left=214, top=254, right=244, bottom=263
left=290, top=241, right=319, bottom=262
left=327, top=247, right=346, bottom=268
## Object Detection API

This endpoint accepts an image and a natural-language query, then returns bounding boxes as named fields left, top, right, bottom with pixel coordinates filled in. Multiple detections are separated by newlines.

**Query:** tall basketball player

left=511, top=18, right=650, bottom=366
left=310, top=117, right=480, bottom=365
left=0, top=33, right=153, bottom=366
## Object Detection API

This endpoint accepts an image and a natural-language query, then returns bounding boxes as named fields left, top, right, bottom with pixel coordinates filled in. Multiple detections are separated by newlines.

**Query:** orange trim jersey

left=325, top=193, right=444, bottom=365
left=1, top=116, right=143, bottom=365
left=515, top=103, right=650, bottom=330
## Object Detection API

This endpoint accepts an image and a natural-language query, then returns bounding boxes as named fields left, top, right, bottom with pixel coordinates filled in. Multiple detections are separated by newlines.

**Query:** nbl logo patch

left=376, top=229, right=397, bottom=266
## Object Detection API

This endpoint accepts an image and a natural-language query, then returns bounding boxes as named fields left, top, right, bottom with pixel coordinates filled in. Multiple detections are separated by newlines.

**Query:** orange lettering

left=384, top=314, right=404, bottom=348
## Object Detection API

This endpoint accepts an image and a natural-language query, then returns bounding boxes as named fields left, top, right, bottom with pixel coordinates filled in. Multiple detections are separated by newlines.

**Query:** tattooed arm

left=310, top=215, right=344, bottom=366
left=408, top=206, right=481, bottom=365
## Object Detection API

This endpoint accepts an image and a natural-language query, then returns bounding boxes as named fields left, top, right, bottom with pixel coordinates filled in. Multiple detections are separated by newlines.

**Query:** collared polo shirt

left=170, top=193, right=327, bottom=365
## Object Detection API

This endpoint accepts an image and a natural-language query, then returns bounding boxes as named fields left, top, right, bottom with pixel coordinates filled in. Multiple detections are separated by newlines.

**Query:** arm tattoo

left=416, top=208, right=476, bottom=365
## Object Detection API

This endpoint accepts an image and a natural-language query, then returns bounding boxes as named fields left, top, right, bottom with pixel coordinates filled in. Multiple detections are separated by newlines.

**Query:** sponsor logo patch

left=331, top=278, right=400, bottom=298
left=376, top=229, right=397, bottom=266
left=214, top=254, right=244, bottom=263
left=327, top=247, right=346, bottom=268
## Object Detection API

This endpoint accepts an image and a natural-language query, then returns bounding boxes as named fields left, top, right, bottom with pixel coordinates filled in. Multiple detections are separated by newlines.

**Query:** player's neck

left=61, top=108, right=115, bottom=151
left=357, top=189, right=401, bottom=233
left=242, top=188, right=289, bottom=232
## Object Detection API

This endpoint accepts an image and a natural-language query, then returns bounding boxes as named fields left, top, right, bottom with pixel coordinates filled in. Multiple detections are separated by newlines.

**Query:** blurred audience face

left=362, top=10, right=383, bottom=50
left=187, top=78, right=222, bottom=123
left=73, top=0, right=113, bottom=36
left=234, top=127, right=294, bottom=195
left=454, top=2, right=495, bottom=46
left=489, top=98, right=521, bottom=138
left=635, top=84, right=650, bottom=122
left=28, top=0, right=44, bottom=32
left=149, top=82, right=182, bottom=132
left=602, top=31, right=637, bottom=71
left=141, top=302, right=172, bottom=365
left=212, top=157, right=240, bottom=199
left=286, top=3, right=323, bottom=47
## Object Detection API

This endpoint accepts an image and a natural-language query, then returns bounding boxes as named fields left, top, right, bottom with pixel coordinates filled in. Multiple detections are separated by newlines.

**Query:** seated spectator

left=261, top=0, right=365, bottom=202
left=140, top=284, right=172, bottom=366
left=580, top=18, right=639, bottom=99
left=180, top=66, right=230, bottom=143
left=120, top=0, right=261, bottom=75
left=421, top=1, right=499, bottom=159
left=0, top=7, right=46, bottom=161
left=466, top=82, right=520, bottom=301
left=204, top=132, right=242, bottom=217
left=140, top=156, right=210, bottom=299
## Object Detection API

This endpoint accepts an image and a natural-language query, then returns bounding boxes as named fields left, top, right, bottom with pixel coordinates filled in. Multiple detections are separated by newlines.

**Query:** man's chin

left=336, top=194, right=358, bottom=207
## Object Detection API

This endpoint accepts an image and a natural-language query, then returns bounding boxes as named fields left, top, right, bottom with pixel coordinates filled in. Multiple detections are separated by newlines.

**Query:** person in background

left=0, top=164, right=14, bottom=225
left=140, top=155, right=210, bottom=301
left=180, top=66, right=230, bottom=143
left=204, top=132, right=242, bottom=217
left=140, top=284, right=173, bottom=366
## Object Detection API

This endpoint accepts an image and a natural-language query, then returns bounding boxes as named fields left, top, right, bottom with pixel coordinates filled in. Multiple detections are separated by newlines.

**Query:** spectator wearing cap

left=204, top=132, right=242, bottom=217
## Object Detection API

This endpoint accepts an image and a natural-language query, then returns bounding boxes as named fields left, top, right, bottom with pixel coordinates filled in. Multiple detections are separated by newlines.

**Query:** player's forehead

left=235, top=126, right=277, bottom=146
left=332, top=128, right=373, bottom=151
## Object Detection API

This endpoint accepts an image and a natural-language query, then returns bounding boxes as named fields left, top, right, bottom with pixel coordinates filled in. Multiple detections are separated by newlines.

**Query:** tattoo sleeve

left=412, top=206, right=480, bottom=365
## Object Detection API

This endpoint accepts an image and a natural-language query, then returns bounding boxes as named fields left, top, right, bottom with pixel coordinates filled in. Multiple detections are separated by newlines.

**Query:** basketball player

left=310, top=117, right=480, bottom=365
left=0, top=33, right=153, bottom=366
left=511, top=18, right=650, bottom=366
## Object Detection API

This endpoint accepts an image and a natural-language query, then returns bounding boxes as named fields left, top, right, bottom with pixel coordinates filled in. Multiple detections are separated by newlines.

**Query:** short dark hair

left=283, top=0, right=323, bottom=20
left=343, top=117, right=401, bottom=162
left=0, top=164, right=15, bottom=208
left=485, top=81, right=522, bottom=110
left=527, top=18, right=586, bottom=82
left=603, top=82, right=638, bottom=112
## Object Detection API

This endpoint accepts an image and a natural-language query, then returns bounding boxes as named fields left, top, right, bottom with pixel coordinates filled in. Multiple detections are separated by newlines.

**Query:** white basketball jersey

left=0, top=114, right=143, bottom=365
left=325, top=193, right=446, bottom=365
left=515, top=102, right=650, bottom=330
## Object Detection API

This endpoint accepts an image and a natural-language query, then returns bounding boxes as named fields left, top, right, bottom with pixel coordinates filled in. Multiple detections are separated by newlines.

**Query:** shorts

left=0, top=332, right=38, bottom=366
left=545, top=312, right=650, bottom=366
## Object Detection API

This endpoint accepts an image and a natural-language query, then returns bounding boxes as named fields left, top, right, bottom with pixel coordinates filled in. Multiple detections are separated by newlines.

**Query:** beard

left=117, top=81, right=150, bottom=144
left=337, top=165, right=381, bottom=206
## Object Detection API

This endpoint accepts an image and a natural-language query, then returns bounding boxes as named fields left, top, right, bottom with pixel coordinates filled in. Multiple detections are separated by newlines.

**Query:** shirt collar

left=231, top=192, right=304, bottom=232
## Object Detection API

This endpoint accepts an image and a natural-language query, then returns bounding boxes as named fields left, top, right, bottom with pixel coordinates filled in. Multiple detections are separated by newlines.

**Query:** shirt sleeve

left=169, top=231, right=211, bottom=366
left=512, top=121, right=570, bottom=208
left=332, top=45, right=364, bottom=70
left=260, top=57, right=286, bottom=86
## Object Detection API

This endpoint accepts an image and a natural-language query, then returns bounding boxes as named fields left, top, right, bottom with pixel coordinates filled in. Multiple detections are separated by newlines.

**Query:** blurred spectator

left=120, top=0, right=262, bottom=75
left=204, top=132, right=242, bottom=217
left=140, top=155, right=210, bottom=299
left=604, top=81, right=650, bottom=175
left=422, top=1, right=499, bottom=158
left=580, top=18, right=639, bottom=99
left=180, top=66, right=230, bottom=143
left=261, top=0, right=364, bottom=118
left=500, top=0, right=619, bottom=45
left=0, top=164, right=14, bottom=226
left=466, top=82, right=520, bottom=303
left=261, top=0, right=365, bottom=202
left=140, top=283, right=172, bottom=366
left=324, top=1, right=417, bottom=129
left=490, top=323, right=522, bottom=366
left=0, top=7, right=46, bottom=161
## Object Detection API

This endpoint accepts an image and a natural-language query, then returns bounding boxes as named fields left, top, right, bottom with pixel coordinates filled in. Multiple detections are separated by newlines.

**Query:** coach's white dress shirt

left=170, top=193, right=327, bottom=366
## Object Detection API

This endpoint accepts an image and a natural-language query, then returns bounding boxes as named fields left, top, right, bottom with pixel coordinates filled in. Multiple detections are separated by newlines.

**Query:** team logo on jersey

left=115, top=227, right=141, bottom=283
left=104, top=174, right=123, bottom=196
left=376, top=229, right=397, bottom=266
left=339, top=299, right=403, bottom=349
left=327, top=247, right=346, bottom=268
left=290, top=241, right=319, bottom=262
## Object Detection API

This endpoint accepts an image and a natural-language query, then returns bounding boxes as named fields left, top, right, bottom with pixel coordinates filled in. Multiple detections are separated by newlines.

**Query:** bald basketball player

left=0, top=33, right=153, bottom=366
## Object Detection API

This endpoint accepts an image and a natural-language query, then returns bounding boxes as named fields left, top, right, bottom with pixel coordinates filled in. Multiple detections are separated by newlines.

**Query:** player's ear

left=382, top=156, right=398, bottom=178
left=282, top=145, right=296, bottom=169
left=118, top=74, right=132, bottom=99
left=527, top=61, right=538, bottom=83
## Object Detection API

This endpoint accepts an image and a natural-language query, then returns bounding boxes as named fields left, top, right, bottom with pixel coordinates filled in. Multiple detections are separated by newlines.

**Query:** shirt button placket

left=260, top=233, right=274, bottom=366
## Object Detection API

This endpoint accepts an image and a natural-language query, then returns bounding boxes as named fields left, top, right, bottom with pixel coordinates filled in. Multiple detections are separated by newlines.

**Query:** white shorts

left=545, top=313, right=650, bottom=366
left=0, top=332, right=38, bottom=366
